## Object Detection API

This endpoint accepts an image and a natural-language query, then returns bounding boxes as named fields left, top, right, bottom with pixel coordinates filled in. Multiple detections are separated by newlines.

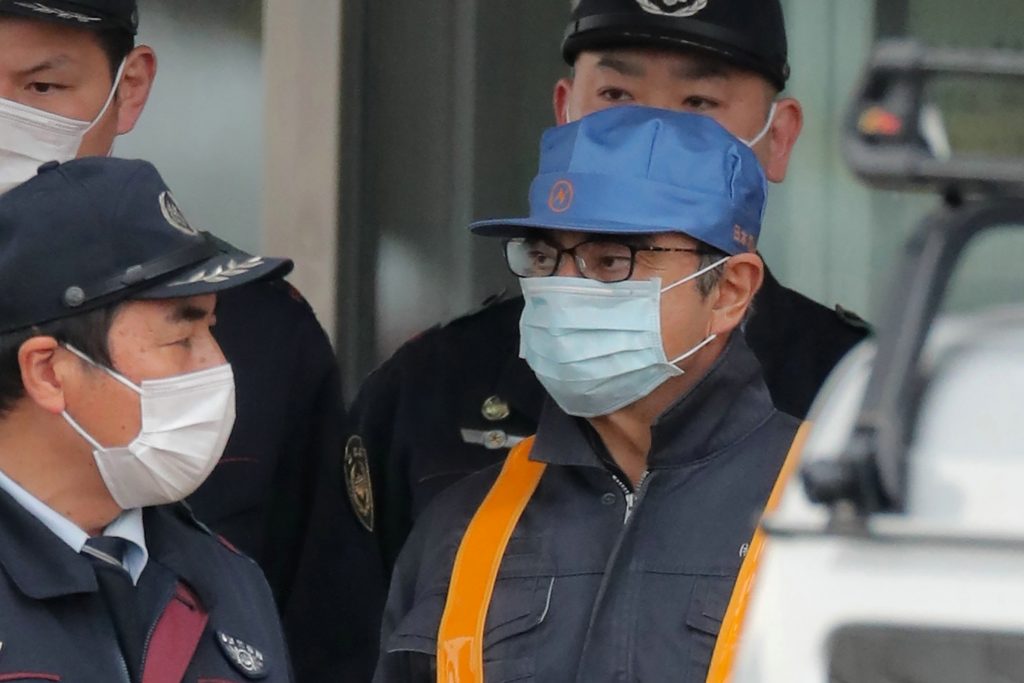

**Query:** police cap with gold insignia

left=562, top=0, right=790, bottom=90
left=0, top=0, right=138, bottom=35
left=0, top=157, right=292, bottom=334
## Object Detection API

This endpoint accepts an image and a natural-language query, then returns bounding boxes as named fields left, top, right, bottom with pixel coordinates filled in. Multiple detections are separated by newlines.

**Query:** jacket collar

left=142, top=504, right=221, bottom=611
left=0, top=485, right=219, bottom=606
left=0, top=484, right=98, bottom=599
left=530, top=332, right=775, bottom=470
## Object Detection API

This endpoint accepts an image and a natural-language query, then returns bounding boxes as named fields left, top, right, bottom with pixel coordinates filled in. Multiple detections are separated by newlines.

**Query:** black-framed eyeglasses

left=503, top=237, right=709, bottom=283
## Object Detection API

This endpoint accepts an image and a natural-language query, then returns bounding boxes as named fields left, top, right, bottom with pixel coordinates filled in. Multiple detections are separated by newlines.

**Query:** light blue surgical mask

left=519, top=256, right=729, bottom=417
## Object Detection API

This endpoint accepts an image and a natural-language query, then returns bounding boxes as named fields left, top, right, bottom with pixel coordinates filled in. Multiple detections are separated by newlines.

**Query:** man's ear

left=709, top=253, right=764, bottom=336
left=762, top=96, right=802, bottom=183
left=553, top=77, right=573, bottom=125
left=18, top=337, right=73, bottom=415
left=114, top=45, right=157, bottom=136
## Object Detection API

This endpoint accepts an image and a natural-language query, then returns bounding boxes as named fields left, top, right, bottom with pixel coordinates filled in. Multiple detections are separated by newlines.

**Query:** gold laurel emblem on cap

left=481, top=395, right=511, bottom=422
left=635, top=0, right=708, bottom=17
left=344, top=435, right=375, bottom=532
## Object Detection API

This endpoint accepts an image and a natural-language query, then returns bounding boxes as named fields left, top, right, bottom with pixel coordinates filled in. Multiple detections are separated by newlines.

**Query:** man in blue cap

left=346, top=0, right=869, bottom=574
left=0, top=2, right=383, bottom=679
left=374, top=107, right=803, bottom=682
left=0, top=157, right=294, bottom=681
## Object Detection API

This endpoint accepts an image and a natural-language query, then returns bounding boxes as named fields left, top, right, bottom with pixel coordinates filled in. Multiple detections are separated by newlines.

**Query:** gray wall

left=116, top=0, right=264, bottom=254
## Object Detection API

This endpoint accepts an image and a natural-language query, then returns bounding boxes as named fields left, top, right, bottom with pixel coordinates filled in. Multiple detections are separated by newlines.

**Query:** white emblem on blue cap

left=635, top=0, right=708, bottom=17
left=12, top=1, right=102, bottom=23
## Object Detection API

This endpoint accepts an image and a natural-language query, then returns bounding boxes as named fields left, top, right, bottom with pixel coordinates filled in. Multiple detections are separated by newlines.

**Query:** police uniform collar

left=141, top=504, right=223, bottom=612
left=530, top=332, right=774, bottom=469
left=0, top=484, right=98, bottom=599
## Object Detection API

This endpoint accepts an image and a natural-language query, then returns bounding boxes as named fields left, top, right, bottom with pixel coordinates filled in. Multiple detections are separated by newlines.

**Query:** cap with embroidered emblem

left=0, top=157, right=292, bottom=334
left=562, top=0, right=790, bottom=90
left=0, top=0, right=138, bottom=35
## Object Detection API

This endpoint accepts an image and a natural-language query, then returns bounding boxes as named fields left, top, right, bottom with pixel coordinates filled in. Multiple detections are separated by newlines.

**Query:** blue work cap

left=469, top=106, right=767, bottom=256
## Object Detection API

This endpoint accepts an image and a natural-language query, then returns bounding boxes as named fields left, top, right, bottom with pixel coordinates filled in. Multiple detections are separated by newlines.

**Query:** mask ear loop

left=667, top=332, right=718, bottom=367
left=660, top=255, right=731, bottom=367
left=660, top=255, right=730, bottom=294
left=61, top=342, right=142, bottom=452
left=742, top=101, right=777, bottom=148
left=81, top=58, right=129, bottom=146
left=63, top=343, right=141, bottom=394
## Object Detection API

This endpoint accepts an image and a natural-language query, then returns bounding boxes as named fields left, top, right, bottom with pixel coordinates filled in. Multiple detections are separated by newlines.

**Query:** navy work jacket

left=0, top=489, right=292, bottom=682
left=375, top=335, right=800, bottom=682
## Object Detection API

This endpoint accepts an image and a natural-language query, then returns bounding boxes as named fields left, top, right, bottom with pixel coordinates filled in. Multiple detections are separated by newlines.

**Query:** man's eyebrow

left=17, top=55, right=73, bottom=78
left=595, top=54, right=646, bottom=78
left=168, top=303, right=213, bottom=323
left=669, top=58, right=730, bottom=81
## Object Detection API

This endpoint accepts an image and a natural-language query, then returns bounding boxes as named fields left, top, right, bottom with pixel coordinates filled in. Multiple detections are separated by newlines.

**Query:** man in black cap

left=0, top=3, right=383, bottom=680
left=347, top=0, right=871, bottom=571
left=0, top=156, right=293, bottom=682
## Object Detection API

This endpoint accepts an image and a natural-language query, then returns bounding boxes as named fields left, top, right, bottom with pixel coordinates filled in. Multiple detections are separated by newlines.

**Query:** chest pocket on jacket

left=387, top=544, right=554, bottom=683
left=0, top=675, right=61, bottom=681
left=685, top=575, right=736, bottom=680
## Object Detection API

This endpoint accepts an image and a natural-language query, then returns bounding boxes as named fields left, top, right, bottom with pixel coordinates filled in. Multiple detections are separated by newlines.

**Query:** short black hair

left=0, top=304, right=121, bottom=418
left=94, top=27, right=135, bottom=80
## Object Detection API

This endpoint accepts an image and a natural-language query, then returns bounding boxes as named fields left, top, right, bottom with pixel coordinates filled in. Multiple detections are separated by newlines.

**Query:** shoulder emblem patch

left=344, top=435, right=375, bottom=532
left=216, top=632, right=268, bottom=679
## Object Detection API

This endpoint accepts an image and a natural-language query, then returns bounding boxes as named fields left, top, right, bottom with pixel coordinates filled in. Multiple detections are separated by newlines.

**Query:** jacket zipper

left=115, top=645, right=131, bottom=683
left=611, top=470, right=650, bottom=524
left=139, top=580, right=178, bottom=677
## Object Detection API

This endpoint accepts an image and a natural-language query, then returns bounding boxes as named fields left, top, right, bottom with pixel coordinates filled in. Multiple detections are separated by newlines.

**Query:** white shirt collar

left=0, top=468, right=149, bottom=584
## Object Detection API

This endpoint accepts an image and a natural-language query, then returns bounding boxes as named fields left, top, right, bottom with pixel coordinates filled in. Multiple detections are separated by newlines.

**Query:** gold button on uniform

left=481, top=395, right=511, bottom=422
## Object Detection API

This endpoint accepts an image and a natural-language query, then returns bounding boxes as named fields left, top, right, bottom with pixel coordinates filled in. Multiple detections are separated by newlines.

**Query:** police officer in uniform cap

left=0, top=157, right=293, bottom=681
left=346, top=0, right=870, bottom=571
left=0, top=2, right=384, bottom=679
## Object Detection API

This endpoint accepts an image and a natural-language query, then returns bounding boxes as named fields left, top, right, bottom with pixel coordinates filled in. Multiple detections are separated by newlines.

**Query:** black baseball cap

left=562, top=0, right=790, bottom=90
left=0, top=157, right=292, bottom=334
left=0, top=0, right=137, bottom=35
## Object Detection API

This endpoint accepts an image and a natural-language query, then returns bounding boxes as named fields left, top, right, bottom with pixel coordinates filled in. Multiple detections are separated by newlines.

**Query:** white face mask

left=61, top=344, right=236, bottom=510
left=0, top=59, right=127, bottom=195
left=519, top=256, right=729, bottom=417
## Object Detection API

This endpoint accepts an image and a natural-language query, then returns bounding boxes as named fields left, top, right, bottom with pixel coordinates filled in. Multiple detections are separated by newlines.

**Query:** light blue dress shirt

left=0, top=468, right=148, bottom=584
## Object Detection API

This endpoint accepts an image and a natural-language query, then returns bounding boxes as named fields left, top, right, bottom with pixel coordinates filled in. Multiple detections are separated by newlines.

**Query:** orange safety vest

left=436, top=423, right=811, bottom=683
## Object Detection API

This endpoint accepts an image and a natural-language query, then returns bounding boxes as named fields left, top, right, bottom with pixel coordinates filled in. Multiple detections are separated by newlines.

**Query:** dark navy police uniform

left=192, top=278, right=386, bottom=683
left=375, top=335, right=800, bottom=682
left=0, top=487, right=292, bottom=682
left=347, top=268, right=868, bottom=570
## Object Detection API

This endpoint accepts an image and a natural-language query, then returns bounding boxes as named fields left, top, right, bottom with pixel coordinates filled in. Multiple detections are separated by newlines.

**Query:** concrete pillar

left=261, top=0, right=342, bottom=341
